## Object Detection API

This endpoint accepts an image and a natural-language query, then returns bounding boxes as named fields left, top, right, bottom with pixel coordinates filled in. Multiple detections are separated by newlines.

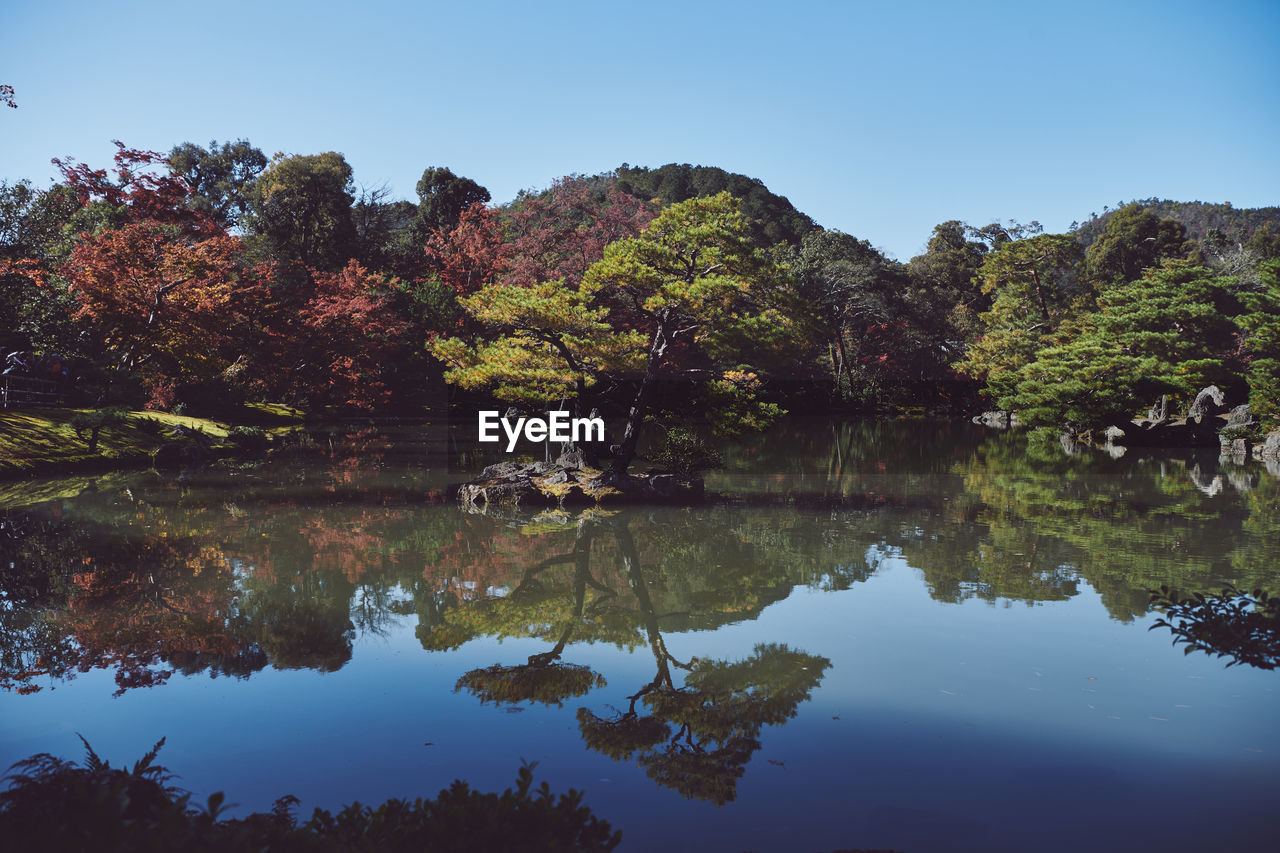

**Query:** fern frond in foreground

left=0, top=738, right=620, bottom=852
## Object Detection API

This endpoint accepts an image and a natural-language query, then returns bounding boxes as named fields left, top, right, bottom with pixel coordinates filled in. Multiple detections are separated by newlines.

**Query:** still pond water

left=2, top=420, right=1278, bottom=852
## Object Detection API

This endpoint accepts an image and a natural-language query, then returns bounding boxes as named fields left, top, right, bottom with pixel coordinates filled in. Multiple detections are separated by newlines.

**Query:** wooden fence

left=1, top=374, right=65, bottom=409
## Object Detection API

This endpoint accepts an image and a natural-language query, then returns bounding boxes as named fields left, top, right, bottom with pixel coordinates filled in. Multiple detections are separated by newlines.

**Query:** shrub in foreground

left=0, top=737, right=620, bottom=852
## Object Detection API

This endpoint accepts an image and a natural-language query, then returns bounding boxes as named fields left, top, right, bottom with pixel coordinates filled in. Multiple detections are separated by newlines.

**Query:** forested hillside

left=1075, top=199, right=1280, bottom=251
left=615, top=163, right=818, bottom=248
left=2, top=139, right=1277, bottom=442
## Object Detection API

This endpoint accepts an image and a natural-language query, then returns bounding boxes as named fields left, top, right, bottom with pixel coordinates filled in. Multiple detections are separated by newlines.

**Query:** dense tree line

left=2, top=140, right=1276, bottom=438
left=957, top=205, right=1280, bottom=435
left=1074, top=198, right=1280, bottom=252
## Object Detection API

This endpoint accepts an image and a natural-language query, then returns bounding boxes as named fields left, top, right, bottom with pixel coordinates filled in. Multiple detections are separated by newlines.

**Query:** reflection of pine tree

left=577, top=522, right=830, bottom=806
left=419, top=514, right=639, bottom=654
left=444, top=514, right=832, bottom=804
left=455, top=518, right=610, bottom=706
left=578, top=644, right=829, bottom=807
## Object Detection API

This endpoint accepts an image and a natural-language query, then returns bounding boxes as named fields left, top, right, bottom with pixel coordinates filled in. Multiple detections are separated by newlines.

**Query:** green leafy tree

left=246, top=152, right=357, bottom=270
left=905, top=221, right=989, bottom=349
left=168, top=140, right=267, bottom=229
left=1073, top=198, right=1280, bottom=255
left=955, top=233, right=1087, bottom=403
left=68, top=407, right=129, bottom=453
left=434, top=193, right=793, bottom=472
left=1246, top=223, right=1280, bottom=262
left=415, top=167, right=491, bottom=238
left=787, top=229, right=889, bottom=397
left=0, top=180, right=82, bottom=352
left=352, top=184, right=420, bottom=274
left=1085, top=203, right=1189, bottom=284
left=1237, top=259, right=1280, bottom=428
left=1007, top=262, right=1240, bottom=431
left=615, top=163, right=817, bottom=249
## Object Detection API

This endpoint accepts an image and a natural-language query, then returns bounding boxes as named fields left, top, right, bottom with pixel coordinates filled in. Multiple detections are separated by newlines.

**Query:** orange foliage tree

left=63, top=223, right=243, bottom=382
left=229, top=260, right=406, bottom=409
left=423, top=202, right=509, bottom=296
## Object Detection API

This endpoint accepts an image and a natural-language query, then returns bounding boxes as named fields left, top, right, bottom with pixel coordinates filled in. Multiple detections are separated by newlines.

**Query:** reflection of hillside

left=703, top=421, right=1278, bottom=621
left=4, top=421, right=1277, bottom=697
left=951, top=435, right=1276, bottom=620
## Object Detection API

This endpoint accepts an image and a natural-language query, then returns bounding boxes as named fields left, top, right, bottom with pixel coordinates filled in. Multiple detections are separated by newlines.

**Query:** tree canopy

left=615, top=163, right=818, bottom=249
left=246, top=152, right=357, bottom=270
left=1, top=132, right=1277, bottom=433
left=434, top=192, right=795, bottom=470
left=415, top=167, right=491, bottom=237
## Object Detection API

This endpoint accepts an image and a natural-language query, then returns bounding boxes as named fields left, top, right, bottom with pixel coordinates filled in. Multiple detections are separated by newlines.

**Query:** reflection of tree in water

left=449, top=516, right=830, bottom=805
left=0, top=491, right=377, bottom=692
left=9, top=421, right=1273, bottom=701
left=1150, top=586, right=1280, bottom=670
left=945, top=433, right=1278, bottom=620
left=579, top=643, right=828, bottom=806
left=455, top=518, right=609, bottom=706
left=240, top=571, right=355, bottom=673
left=587, top=522, right=828, bottom=805
left=0, top=510, right=258, bottom=695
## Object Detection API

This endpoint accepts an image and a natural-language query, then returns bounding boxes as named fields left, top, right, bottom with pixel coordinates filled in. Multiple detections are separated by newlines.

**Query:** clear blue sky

left=4, top=0, right=1278, bottom=260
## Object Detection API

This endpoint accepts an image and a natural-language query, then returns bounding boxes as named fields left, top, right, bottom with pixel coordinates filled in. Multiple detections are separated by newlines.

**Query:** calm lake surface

left=2, top=420, right=1278, bottom=852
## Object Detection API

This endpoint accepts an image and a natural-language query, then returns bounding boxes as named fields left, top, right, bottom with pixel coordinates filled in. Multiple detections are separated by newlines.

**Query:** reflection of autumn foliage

left=426, top=519, right=579, bottom=596
left=295, top=512, right=408, bottom=584
left=0, top=511, right=257, bottom=696
left=4, top=473, right=458, bottom=695
left=60, top=542, right=248, bottom=695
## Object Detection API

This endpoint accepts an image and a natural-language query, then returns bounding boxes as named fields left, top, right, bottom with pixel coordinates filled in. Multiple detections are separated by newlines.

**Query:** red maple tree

left=53, top=141, right=217, bottom=237
left=63, top=223, right=243, bottom=381
left=423, top=202, right=510, bottom=296
left=503, top=177, right=654, bottom=289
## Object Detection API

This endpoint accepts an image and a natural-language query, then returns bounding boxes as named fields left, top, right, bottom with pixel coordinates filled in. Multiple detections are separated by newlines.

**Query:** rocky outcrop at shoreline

left=973, top=387, right=1280, bottom=462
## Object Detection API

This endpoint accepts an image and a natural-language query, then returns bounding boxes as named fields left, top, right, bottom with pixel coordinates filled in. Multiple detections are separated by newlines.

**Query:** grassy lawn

left=0, top=405, right=303, bottom=477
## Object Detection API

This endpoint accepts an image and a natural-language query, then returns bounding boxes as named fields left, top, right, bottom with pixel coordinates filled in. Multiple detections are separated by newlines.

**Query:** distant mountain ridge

left=1074, top=199, right=1280, bottom=247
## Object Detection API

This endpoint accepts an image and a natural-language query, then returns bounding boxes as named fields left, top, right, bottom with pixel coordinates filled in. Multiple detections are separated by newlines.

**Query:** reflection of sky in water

left=2, top=420, right=1278, bottom=852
